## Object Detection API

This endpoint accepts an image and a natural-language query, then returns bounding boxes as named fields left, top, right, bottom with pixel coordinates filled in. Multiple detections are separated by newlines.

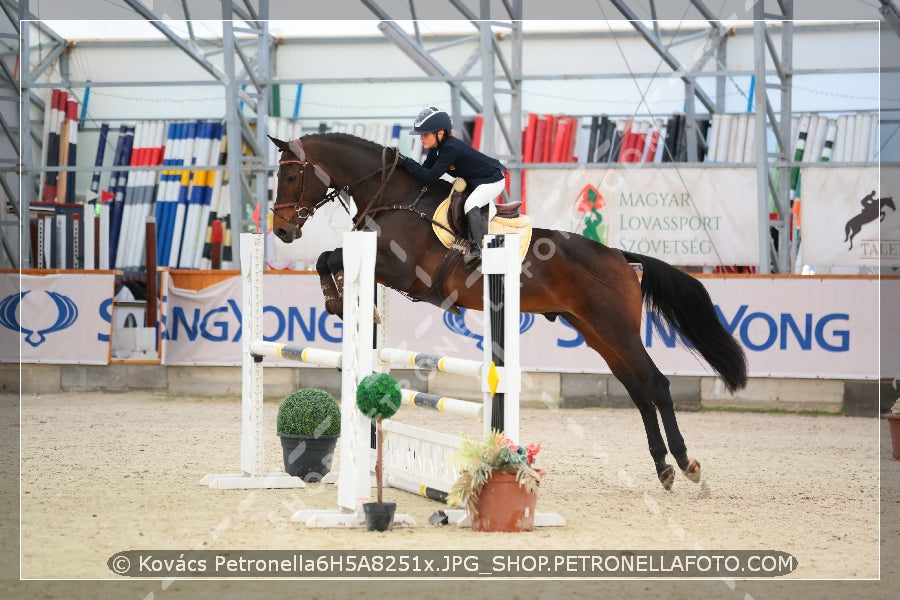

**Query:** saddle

left=447, top=178, right=523, bottom=236
left=407, top=179, right=532, bottom=315
left=431, top=178, right=533, bottom=261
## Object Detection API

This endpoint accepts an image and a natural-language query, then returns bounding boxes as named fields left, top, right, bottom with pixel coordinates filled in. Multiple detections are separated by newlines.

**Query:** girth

left=403, top=249, right=465, bottom=315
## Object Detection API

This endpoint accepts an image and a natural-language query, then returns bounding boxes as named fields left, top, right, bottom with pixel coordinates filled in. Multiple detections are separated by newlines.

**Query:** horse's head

left=269, top=135, right=333, bottom=243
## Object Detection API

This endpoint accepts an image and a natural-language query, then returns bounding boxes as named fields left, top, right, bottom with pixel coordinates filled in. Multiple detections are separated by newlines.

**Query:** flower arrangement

left=449, top=429, right=543, bottom=515
left=892, top=399, right=900, bottom=415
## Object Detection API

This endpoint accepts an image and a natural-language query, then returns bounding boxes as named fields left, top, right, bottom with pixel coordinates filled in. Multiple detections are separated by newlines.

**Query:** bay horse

left=269, top=133, right=747, bottom=491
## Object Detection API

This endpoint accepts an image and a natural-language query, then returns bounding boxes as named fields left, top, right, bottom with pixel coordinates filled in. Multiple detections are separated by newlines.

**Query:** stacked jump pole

left=206, top=230, right=559, bottom=528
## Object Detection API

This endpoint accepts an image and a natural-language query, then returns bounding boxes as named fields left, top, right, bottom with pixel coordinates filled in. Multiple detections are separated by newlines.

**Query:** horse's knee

left=326, top=248, right=344, bottom=273
left=315, top=251, right=332, bottom=277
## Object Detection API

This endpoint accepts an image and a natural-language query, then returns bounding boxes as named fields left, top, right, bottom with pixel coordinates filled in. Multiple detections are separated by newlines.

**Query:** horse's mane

left=303, top=132, right=391, bottom=154
left=301, top=131, right=452, bottom=201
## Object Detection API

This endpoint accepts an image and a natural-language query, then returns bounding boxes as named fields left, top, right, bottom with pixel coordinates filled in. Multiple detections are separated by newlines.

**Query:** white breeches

left=463, top=179, right=506, bottom=213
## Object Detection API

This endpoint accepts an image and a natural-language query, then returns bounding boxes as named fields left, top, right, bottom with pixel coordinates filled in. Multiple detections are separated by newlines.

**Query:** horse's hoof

left=659, top=464, right=675, bottom=490
left=682, top=458, right=701, bottom=483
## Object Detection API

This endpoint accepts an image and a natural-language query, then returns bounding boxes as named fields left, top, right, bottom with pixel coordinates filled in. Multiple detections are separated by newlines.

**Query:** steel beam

left=121, top=0, right=225, bottom=83
left=753, top=2, right=794, bottom=274
left=881, top=0, right=900, bottom=39
left=16, top=2, right=32, bottom=268
left=608, top=0, right=716, bottom=114
left=362, top=0, right=483, bottom=113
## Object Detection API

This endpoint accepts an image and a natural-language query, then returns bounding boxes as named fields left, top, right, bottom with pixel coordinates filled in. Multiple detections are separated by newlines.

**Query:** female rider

left=397, top=107, right=507, bottom=263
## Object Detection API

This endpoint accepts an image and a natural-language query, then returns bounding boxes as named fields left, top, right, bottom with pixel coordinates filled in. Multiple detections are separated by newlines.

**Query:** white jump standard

left=200, top=233, right=305, bottom=489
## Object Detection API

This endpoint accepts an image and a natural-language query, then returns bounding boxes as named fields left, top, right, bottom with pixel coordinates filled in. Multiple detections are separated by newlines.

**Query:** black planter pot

left=363, top=502, right=397, bottom=532
left=277, top=433, right=339, bottom=482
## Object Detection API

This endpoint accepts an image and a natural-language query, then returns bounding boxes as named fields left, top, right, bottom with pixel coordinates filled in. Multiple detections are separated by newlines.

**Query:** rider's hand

left=397, top=153, right=408, bottom=167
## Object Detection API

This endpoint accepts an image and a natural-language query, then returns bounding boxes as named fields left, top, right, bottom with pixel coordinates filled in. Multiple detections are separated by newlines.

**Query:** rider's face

left=420, top=131, right=441, bottom=149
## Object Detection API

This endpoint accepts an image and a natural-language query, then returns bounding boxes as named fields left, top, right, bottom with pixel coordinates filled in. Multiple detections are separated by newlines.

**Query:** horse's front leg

left=881, top=210, right=887, bottom=222
left=315, top=249, right=344, bottom=318
left=315, top=248, right=381, bottom=324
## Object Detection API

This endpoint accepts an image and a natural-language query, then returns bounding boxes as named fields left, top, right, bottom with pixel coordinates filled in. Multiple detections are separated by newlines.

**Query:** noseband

left=272, top=138, right=400, bottom=237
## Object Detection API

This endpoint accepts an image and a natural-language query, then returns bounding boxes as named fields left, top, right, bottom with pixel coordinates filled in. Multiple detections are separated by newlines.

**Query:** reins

left=350, top=147, right=400, bottom=229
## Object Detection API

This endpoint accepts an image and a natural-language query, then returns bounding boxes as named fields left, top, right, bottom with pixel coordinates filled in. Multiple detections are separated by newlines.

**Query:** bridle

left=272, top=138, right=400, bottom=232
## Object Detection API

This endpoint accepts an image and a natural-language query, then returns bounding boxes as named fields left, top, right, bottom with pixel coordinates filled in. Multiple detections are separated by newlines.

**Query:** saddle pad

left=431, top=198, right=532, bottom=262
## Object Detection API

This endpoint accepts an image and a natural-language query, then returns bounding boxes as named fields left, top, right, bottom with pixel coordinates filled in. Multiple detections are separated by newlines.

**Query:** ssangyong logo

left=0, top=290, right=79, bottom=347
left=442, top=308, right=535, bottom=349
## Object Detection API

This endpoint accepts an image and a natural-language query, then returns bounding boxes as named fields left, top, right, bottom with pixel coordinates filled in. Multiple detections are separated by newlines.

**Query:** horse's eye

left=287, top=174, right=298, bottom=183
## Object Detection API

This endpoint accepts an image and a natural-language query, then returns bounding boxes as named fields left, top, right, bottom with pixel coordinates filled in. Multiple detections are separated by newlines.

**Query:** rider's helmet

left=409, top=107, right=452, bottom=135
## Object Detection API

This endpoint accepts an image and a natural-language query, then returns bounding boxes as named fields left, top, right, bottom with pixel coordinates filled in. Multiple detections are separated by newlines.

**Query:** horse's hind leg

left=615, top=348, right=700, bottom=488
left=652, top=367, right=700, bottom=483
left=566, top=313, right=699, bottom=490
left=846, top=223, right=859, bottom=250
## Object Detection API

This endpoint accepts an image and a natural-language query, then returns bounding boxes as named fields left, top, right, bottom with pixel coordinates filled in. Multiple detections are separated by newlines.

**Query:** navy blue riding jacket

left=402, top=135, right=507, bottom=188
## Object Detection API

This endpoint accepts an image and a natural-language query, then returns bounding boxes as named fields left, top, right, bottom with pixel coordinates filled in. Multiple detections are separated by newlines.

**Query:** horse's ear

left=288, top=139, right=306, bottom=162
left=267, top=135, right=290, bottom=152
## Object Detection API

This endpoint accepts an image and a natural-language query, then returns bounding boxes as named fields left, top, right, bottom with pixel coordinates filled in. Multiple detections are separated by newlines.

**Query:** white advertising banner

left=799, top=166, right=887, bottom=268
left=380, top=277, right=878, bottom=381
left=161, top=272, right=344, bottom=366
left=0, top=272, right=115, bottom=365
left=524, top=166, right=759, bottom=266
left=161, top=271, right=879, bottom=380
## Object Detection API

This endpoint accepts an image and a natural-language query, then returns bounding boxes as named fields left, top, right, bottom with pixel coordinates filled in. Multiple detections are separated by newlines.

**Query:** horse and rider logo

left=443, top=308, right=534, bottom=349
left=843, top=190, right=895, bottom=250
left=0, top=290, right=79, bottom=347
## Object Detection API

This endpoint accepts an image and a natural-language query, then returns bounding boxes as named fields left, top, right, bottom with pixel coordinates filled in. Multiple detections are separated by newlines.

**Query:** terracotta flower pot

left=468, top=471, right=537, bottom=532
left=886, top=413, right=900, bottom=461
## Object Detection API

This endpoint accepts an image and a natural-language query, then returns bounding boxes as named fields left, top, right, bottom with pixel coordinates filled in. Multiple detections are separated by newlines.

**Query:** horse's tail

left=622, top=251, right=748, bottom=393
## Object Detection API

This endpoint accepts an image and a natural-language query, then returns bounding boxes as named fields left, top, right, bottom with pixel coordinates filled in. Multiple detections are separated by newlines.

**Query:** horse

left=844, top=193, right=895, bottom=250
left=269, top=133, right=747, bottom=491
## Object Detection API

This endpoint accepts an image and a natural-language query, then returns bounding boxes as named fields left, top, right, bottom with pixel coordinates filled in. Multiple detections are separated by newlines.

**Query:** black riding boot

left=464, top=208, right=484, bottom=264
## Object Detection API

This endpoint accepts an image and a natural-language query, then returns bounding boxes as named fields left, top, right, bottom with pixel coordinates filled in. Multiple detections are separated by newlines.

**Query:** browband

left=284, top=138, right=331, bottom=187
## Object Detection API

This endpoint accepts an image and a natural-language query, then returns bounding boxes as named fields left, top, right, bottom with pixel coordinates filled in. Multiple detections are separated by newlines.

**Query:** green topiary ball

left=277, top=388, right=341, bottom=436
left=356, top=372, right=401, bottom=420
